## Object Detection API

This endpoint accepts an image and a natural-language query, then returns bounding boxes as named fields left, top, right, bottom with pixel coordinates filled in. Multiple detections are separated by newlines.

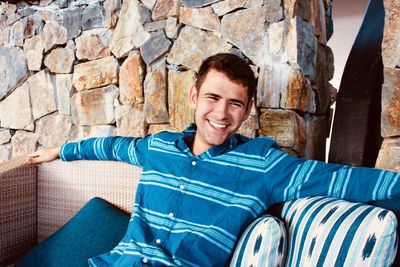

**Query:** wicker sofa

left=1, top=156, right=399, bottom=266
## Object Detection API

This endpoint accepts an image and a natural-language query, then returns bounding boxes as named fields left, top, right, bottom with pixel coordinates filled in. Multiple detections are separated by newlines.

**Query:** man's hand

left=26, top=147, right=61, bottom=164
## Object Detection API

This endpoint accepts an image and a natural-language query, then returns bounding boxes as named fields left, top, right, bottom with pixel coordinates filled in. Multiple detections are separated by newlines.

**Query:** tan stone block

left=43, top=20, right=68, bottom=52
left=116, top=104, right=147, bottom=137
left=44, top=40, right=75, bottom=74
left=382, top=0, right=400, bottom=68
left=167, top=25, right=232, bottom=71
left=180, top=6, right=220, bottom=33
left=221, top=7, right=267, bottom=66
left=75, top=29, right=112, bottom=60
left=282, top=67, right=315, bottom=112
left=27, top=70, right=57, bottom=120
left=168, top=69, right=196, bottom=131
left=152, top=0, right=181, bottom=20
left=0, top=82, right=33, bottom=130
left=11, top=130, right=38, bottom=157
left=72, top=56, right=119, bottom=91
left=259, top=109, right=305, bottom=155
left=110, top=0, right=150, bottom=58
left=119, top=50, right=145, bottom=105
left=376, top=138, right=400, bottom=172
left=381, top=68, right=400, bottom=137
left=144, top=63, right=169, bottom=124
left=36, top=113, right=72, bottom=148
left=24, top=35, right=45, bottom=71
left=71, top=85, right=118, bottom=126
left=257, top=64, right=315, bottom=113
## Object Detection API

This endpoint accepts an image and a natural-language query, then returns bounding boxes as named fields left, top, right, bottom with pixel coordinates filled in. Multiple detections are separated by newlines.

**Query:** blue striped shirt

left=60, top=124, right=400, bottom=266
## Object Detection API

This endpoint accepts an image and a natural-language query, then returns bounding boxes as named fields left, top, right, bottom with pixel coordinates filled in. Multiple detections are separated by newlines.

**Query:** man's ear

left=188, top=85, right=198, bottom=109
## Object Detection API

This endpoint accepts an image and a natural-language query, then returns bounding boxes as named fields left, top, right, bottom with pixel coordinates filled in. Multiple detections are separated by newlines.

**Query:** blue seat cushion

left=229, top=215, right=287, bottom=266
left=16, top=197, right=130, bottom=267
left=281, top=196, right=398, bottom=267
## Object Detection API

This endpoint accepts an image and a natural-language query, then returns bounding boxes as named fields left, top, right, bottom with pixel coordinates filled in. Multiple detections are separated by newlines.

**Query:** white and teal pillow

left=282, top=196, right=398, bottom=267
left=230, top=215, right=287, bottom=267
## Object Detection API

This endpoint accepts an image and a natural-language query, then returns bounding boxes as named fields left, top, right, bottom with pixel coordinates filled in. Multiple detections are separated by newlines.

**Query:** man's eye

left=230, top=102, right=243, bottom=108
left=207, top=96, right=218, bottom=101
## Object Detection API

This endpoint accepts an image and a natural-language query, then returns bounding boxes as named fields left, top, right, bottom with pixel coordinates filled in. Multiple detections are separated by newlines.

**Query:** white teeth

left=209, top=121, right=227, bottom=129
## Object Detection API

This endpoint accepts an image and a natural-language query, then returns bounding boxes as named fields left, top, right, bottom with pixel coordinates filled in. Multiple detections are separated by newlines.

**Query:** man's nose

left=214, top=101, right=229, bottom=118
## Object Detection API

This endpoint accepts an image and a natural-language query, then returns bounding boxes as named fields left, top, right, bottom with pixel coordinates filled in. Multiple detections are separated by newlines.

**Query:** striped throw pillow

left=281, top=196, right=398, bottom=267
left=230, top=215, right=287, bottom=267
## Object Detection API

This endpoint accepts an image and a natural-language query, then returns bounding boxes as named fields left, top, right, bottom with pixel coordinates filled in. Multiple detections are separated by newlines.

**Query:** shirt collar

left=177, top=123, right=239, bottom=159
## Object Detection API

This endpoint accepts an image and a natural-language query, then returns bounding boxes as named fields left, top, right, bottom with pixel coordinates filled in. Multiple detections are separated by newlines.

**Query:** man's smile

left=208, top=120, right=228, bottom=130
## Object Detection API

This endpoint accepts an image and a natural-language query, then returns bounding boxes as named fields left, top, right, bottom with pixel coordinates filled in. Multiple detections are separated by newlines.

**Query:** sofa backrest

left=37, top=159, right=141, bottom=242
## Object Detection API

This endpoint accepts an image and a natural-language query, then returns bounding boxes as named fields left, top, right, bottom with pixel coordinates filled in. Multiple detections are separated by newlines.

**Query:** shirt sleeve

left=265, top=148, right=400, bottom=205
left=59, top=135, right=150, bottom=167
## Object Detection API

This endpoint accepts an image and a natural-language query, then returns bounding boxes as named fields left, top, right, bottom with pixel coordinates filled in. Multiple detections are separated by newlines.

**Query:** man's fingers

left=26, top=154, right=39, bottom=164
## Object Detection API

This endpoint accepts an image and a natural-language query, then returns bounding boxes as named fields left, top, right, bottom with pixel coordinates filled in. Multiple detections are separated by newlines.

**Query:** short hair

left=195, top=53, right=256, bottom=102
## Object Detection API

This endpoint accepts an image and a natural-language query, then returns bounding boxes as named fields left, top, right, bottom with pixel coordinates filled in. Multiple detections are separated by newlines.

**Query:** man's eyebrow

left=205, top=93, right=221, bottom=98
left=229, top=99, right=245, bottom=106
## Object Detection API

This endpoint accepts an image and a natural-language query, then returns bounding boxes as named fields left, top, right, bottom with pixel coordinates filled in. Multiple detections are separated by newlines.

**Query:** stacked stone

left=0, top=0, right=334, bottom=163
left=376, top=0, right=400, bottom=172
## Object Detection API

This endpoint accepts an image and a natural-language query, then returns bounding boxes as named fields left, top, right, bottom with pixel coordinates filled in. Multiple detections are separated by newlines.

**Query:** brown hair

left=195, top=53, right=256, bottom=102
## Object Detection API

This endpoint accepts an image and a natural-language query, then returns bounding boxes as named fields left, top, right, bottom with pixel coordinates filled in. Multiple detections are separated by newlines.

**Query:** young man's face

left=189, top=69, right=253, bottom=155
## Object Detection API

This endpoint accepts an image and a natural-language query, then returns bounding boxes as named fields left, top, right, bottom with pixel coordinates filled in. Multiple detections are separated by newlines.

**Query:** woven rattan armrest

left=0, top=156, right=37, bottom=266
left=0, top=158, right=140, bottom=266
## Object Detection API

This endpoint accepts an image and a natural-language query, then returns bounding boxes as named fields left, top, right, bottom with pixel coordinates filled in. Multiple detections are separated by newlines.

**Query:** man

left=27, top=53, right=400, bottom=266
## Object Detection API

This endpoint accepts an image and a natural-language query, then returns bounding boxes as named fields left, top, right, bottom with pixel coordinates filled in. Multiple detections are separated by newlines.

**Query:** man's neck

left=190, top=135, right=210, bottom=156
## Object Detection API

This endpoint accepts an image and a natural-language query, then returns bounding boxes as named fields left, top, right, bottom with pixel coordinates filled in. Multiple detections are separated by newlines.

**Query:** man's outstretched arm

left=265, top=148, right=400, bottom=205
left=26, top=135, right=150, bottom=167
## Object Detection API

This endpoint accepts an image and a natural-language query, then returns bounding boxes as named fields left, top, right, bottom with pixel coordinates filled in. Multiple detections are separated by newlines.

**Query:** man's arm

left=265, top=148, right=400, bottom=205
left=27, top=136, right=149, bottom=167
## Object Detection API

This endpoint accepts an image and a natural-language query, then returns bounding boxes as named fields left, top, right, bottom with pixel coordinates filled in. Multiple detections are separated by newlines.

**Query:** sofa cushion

left=281, top=196, right=398, bottom=267
left=16, top=197, right=130, bottom=267
left=229, top=215, right=287, bottom=266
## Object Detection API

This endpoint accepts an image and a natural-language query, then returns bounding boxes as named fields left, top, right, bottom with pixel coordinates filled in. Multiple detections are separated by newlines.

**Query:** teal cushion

left=229, top=215, right=287, bottom=266
left=16, top=197, right=130, bottom=267
left=281, top=196, right=398, bottom=267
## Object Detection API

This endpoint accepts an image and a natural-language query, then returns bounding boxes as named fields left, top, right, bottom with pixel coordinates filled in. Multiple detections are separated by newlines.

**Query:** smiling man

left=188, top=56, right=254, bottom=155
left=27, top=53, right=400, bottom=266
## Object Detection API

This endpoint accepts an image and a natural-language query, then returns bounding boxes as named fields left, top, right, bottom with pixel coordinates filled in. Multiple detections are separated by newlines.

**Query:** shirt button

left=168, top=212, right=174, bottom=218
left=142, top=258, right=148, bottom=264
left=156, top=239, right=161, bottom=244
left=191, top=160, right=197, bottom=166
left=179, top=184, right=185, bottom=190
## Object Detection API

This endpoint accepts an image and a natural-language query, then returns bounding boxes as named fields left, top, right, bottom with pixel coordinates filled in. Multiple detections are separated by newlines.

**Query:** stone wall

left=0, top=0, right=334, bottom=162
left=376, top=0, right=400, bottom=172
